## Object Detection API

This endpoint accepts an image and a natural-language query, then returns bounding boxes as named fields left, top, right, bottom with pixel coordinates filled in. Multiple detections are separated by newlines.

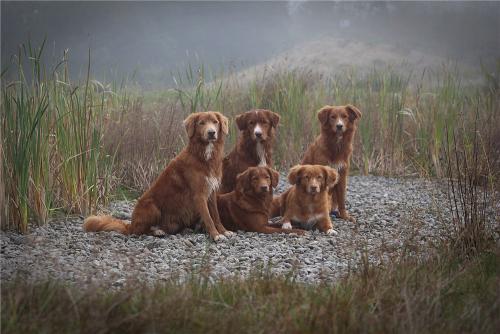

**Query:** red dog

left=84, top=111, right=232, bottom=241
left=302, top=105, right=362, bottom=222
left=274, top=165, right=339, bottom=234
left=220, top=109, right=280, bottom=194
left=218, top=166, right=304, bottom=234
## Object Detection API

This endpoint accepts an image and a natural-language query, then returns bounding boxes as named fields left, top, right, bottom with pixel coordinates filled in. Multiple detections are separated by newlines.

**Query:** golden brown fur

left=273, top=165, right=338, bottom=234
left=83, top=111, right=232, bottom=241
left=217, top=166, right=304, bottom=234
left=220, top=109, right=280, bottom=194
left=301, top=105, right=362, bottom=222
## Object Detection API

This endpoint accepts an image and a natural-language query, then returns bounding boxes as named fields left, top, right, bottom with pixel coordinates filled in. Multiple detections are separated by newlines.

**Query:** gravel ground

left=0, top=176, right=456, bottom=288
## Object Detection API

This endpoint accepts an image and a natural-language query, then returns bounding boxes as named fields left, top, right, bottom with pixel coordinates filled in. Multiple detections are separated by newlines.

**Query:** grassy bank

left=2, top=245, right=498, bottom=334
left=2, top=42, right=499, bottom=231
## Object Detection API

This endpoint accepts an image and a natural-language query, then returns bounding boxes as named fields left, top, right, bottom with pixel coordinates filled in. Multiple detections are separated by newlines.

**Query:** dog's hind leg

left=129, top=199, right=161, bottom=235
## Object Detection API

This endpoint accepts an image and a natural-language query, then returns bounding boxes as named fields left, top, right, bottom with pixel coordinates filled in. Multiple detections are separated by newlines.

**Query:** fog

left=2, top=1, right=499, bottom=88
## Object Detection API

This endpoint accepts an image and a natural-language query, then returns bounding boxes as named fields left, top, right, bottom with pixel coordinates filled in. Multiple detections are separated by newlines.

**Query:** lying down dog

left=217, top=166, right=304, bottom=235
left=271, top=164, right=339, bottom=234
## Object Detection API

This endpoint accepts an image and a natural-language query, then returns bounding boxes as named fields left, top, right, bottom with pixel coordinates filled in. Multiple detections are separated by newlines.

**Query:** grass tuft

left=1, top=43, right=121, bottom=231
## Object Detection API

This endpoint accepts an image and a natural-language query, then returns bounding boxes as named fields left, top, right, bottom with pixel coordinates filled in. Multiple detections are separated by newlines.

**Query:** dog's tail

left=83, top=215, right=130, bottom=235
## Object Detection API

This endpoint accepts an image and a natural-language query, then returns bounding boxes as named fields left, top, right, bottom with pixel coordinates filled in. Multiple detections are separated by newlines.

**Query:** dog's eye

left=317, top=175, right=323, bottom=179
left=265, top=175, right=270, bottom=179
left=213, top=120, right=219, bottom=124
left=199, top=121, right=205, bottom=125
left=342, top=114, right=348, bottom=118
left=249, top=121, right=255, bottom=125
left=305, top=175, right=310, bottom=179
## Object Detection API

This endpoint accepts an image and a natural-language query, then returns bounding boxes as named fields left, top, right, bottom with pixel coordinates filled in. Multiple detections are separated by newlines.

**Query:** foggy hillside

left=2, top=1, right=499, bottom=88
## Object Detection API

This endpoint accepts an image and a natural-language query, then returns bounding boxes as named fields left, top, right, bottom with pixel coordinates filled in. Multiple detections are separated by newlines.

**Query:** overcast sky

left=2, top=1, right=499, bottom=87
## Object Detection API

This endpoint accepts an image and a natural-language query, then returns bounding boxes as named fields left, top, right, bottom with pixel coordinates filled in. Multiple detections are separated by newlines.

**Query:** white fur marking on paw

left=204, top=142, right=214, bottom=160
left=224, top=231, right=235, bottom=237
left=151, top=226, right=166, bottom=237
left=256, top=141, right=266, bottom=166
left=214, top=234, right=227, bottom=242
left=326, top=228, right=338, bottom=235
left=206, top=176, right=220, bottom=196
left=282, top=222, right=292, bottom=230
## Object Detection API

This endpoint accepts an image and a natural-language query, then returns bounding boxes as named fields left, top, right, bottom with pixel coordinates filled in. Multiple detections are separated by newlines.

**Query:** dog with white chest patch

left=220, top=109, right=280, bottom=194
left=83, top=111, right=232, bottom=242
left=272, top=164, right=339, bottom=234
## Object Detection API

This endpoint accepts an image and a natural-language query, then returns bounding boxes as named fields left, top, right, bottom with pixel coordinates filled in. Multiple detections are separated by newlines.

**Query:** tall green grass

left=1, top=43, right=119, bottom=231
left=2, top=42, right=52, bottom=231
left=173, top=63, right=224, bottom=114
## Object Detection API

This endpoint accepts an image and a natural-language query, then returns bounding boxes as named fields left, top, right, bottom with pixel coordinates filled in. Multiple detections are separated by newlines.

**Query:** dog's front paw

left=213, top=234, right=227, bottom=242
left=151, top=227, right=166, bottom=237
left=340, top=211, right=356, bottom=223
left=345, top=215, right=356, bottom=223
left=224, top=231, right=235, bottom=237
left=282, top=222, right=292, bottom=229
left=326, top=228, right=338, bottom=235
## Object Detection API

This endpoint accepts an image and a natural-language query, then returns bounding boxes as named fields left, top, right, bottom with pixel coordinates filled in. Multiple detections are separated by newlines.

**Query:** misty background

left=2, top=1, right=499, bottom=88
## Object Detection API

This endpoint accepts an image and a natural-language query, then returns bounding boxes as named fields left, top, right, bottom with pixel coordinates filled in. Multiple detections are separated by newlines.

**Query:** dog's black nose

left=255, top=132, right=262, bottom=138
left=310, top=186, right=318, bottom=192
left=208, top=130, right=216, bottom=138
left=260, top=185, right=269, bottom=192
left=336, top=124, right=343, bottom=130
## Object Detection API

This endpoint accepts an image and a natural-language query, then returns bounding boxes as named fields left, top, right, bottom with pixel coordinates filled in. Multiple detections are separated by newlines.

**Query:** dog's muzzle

left=207, top=129, right=217, bottom=141
left=254, top=124, right=264, bottom=141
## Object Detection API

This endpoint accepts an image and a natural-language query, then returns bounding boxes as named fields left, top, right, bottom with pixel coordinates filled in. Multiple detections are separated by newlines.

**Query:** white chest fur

left=204, top=143, right=214, bottom=161
left=205, top=176, right=220, bottom=196
left=256, top=142, right=267, bottom=166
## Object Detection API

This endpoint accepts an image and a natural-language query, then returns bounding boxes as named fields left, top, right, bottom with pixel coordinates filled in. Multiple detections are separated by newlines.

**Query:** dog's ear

left=214, top=112, right=229, bottom=135
left=288, top=165, right=303, bottom=185
left=318, top=106, right=332, bottom=125
left=266, top=110, right=280, bottom=128
left=235, top=169, right=250, bottom=194
left=267, top=167, right=280, bottom=188
left=183, top=113, right=198, bottom=138
left=322, top=166, right=339, bottom=188
left=346, top=104, right=362, bottom=122
left=235, top=113, right=248, bottom=131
